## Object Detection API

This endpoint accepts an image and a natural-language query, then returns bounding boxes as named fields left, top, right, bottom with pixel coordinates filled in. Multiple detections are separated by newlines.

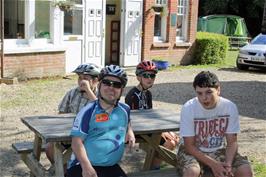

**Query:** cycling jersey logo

left=95, top=113, right=109, bottom=122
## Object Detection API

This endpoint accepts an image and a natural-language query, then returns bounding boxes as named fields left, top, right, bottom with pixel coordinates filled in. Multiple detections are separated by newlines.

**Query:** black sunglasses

left=102, top=79, right=123, bottom=88
left=142, top=73, right=156, bottom=79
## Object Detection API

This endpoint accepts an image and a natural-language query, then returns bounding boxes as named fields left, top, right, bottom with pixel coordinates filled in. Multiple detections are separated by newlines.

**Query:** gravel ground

left=1, top=67, right=266, bottom=176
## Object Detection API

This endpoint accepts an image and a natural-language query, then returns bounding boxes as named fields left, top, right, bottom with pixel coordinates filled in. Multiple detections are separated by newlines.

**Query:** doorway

left=105, top=0, right=121, bottom=65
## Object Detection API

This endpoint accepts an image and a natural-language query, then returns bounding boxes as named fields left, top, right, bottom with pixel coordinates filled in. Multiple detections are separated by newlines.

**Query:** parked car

left=236, top=33, right=266, bottom=70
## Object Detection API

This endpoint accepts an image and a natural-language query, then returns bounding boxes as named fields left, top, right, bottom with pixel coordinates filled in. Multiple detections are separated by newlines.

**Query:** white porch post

left=24, top=0, right=35, bottom=43
left=50, top=4, right=63, bottom=45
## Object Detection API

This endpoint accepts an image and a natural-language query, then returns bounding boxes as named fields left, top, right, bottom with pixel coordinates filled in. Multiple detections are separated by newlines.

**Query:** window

left=4, top=0, right=25, bottom=39
left=35, top=1, right=50, bottom=38
left=155, top=0, right=167, bottom=6
left=64, top=3, right=83, bottom=35
left=153, top=6, right=167, bottom=42
left=176, top=0, right=189, bottom=42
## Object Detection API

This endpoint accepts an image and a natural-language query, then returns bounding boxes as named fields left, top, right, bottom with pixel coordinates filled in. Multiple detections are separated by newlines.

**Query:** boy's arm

left=58, top=90, right=72, bottom=113
left=125, top=93, right=138, bottom=110
left=125, top=123, right=135, bottom=148
left=183, top=137, right=228, bottom=177
left=224, top=133, right=238, bottom=175
left=71, top=137, right=98, bottom=177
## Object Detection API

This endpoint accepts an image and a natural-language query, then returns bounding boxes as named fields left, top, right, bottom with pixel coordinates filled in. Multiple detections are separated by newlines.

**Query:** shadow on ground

left=123, top=80, right=266, bottom=120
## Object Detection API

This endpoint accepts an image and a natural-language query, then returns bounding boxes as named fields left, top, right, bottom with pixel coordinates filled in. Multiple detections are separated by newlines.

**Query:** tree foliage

left=199, top=0, right=265, bottom=37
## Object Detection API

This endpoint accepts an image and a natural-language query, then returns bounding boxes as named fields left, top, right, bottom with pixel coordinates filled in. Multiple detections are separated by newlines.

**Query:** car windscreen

left=251, top=35, right=266, bottom=45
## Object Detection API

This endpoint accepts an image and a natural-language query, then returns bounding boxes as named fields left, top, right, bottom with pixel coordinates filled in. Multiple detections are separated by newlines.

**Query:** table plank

left=21, top=109, right=180, bottom=143
left=131, top=109, right=180, bottom=134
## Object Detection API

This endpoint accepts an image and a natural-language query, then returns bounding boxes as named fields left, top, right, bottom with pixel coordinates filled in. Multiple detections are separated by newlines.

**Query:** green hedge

left=194, top=32, right=229, bottom=64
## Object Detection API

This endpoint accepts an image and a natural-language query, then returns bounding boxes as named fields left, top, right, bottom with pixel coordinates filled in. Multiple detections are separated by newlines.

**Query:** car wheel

left=236, top=61, right=249, bottom=70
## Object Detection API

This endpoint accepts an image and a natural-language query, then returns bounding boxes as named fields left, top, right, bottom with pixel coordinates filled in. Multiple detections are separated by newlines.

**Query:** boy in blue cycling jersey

left=67, top=65, right=135, bottom=177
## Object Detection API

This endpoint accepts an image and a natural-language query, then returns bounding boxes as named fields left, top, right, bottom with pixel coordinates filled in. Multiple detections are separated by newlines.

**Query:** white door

left=84, top=0, right=106, bottom=67
left=120, top=0, right=143, bottom=66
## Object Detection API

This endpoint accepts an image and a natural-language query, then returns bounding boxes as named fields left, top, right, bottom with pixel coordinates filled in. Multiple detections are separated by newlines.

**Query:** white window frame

left=62, top=3, right=84, bottom=40
left=153, top=5, right=168, bottom=42
left=4, top=0, right=66, bottom=53
left=176, top=0, right=189, bottom=43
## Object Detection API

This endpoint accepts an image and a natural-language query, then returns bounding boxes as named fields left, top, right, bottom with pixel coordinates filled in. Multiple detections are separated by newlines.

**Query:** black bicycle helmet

left=73, top=63, right=101, bottom=77
left=98, top=65, right=128, bottom=87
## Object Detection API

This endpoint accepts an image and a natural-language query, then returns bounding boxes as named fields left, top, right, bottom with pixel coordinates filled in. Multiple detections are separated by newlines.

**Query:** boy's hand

left=125, top=133, right=135, bottom=148
left=80, top=80, right=92, bottom=92
left=161, top=132, right=179, bottom=143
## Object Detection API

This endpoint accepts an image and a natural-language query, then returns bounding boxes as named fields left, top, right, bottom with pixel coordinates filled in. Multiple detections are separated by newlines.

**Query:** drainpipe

left=262, top=0, right=266, bottom=34
left=0, top=0, right=4, bottom=78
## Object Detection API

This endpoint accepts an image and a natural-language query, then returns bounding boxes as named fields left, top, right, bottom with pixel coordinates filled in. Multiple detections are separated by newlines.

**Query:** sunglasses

left=142, top=73, right=156, bottom=79
left=102, top=79, right=123, bottom=89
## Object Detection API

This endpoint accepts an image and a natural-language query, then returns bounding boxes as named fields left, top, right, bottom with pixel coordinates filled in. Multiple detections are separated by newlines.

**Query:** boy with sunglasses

left=46, top=63, right=101, bottom=168
left=125, top=60, right=179, bottom=170
left=67, top=65, right=135, bottom=177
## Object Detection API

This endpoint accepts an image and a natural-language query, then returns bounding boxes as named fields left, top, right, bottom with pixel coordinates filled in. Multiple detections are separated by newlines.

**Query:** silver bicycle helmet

left=73, top=63, right=101, bottom=77
left=99, top=65, right=128, bottom=87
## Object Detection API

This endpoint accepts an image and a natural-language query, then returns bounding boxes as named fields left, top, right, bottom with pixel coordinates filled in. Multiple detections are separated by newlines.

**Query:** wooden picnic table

left=20, top=109, right=180, bottom=177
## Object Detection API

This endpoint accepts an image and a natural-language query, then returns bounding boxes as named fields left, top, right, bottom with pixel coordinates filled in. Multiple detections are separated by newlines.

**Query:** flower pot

left=153, top=60, right=169, bottom=70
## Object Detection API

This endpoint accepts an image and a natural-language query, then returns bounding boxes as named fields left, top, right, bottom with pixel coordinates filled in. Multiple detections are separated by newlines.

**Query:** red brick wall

left=142, top=0, right=199, bottom=65
left=1, top=51, right=65, bottom=79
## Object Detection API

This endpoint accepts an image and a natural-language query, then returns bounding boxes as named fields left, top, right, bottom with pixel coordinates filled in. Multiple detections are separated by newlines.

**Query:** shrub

left=194, top=32, right=229, bottom=64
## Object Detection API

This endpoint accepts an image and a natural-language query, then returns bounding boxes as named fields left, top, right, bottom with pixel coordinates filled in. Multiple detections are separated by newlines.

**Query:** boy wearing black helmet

left=125, top=60, right=179, bottom=170
left=46, top=63, right=101, bottom=167
left=67, top=65, right=135, bottom=177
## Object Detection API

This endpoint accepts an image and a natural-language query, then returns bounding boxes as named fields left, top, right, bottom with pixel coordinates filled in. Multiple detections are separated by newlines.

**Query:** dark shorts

left=66, top=164, right=127, bottom=177
left=176, top=145, right=250, bottom=176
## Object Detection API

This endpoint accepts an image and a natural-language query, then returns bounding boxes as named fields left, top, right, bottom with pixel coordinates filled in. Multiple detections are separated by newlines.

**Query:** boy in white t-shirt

left=176, top=71, right=253, bottom=177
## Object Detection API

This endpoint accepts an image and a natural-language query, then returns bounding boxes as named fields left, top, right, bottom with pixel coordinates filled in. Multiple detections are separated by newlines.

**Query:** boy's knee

left=183, top=166, right=201, bottom=177
left=235, top=164, right=253, bottom=177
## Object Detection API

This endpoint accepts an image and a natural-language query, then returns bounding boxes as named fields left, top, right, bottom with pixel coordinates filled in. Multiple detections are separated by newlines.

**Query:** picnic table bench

left=128, top=168, right=177, bottom=177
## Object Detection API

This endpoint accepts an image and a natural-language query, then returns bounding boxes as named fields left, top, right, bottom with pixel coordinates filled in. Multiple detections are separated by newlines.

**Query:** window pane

left=154, top=14, right=161, bottom=37
left=176, top=0, right=188, bottom=40
left=35, top=1, right=50, bottom=38
left=64, top=9, right=83, bottom=35
left=176, top=15, right=183, bottom=36
left=4, top=0, right=25, bottom=39
left=73, top=0, right=82, bottom=5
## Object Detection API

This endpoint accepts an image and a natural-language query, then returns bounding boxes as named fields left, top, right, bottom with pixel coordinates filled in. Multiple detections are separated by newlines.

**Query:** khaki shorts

left=176, top=145, right=250, bottom=176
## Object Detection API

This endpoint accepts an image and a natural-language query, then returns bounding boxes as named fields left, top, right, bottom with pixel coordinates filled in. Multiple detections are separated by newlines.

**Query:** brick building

left=1, top=0, right=198, bottom=79
left=142, top=0, right=198, bottom=65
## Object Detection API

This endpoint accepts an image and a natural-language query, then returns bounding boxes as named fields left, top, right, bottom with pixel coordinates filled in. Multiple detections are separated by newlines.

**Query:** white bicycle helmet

left=99, top=65, right=128, bottom=87
left=73, top=63, right=101, bottom=77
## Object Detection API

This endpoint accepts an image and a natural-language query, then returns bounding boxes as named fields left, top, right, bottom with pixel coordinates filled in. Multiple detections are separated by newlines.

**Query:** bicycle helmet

left=73, top=63, right=101, bottom=77
left=135, top=60, right=158, bottom=76
left=99, top=65, right=128, bottom=87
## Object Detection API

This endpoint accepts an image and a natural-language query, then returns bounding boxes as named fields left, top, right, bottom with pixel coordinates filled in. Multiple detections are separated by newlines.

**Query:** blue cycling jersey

left=68, top=100, right=130, bottom=168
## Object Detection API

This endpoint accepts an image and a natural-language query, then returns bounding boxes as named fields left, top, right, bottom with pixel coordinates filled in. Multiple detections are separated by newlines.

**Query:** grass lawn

left=169, top=49, right=239, bottom=70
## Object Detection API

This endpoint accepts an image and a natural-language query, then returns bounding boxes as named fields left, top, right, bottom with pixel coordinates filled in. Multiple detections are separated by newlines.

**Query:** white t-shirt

left=180, top=97, right=240, bottom=153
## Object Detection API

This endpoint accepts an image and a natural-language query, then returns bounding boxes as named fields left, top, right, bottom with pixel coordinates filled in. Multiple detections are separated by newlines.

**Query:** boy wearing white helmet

left=46, top=63, right=101, bottom=168
left=58, top=63, right=101, bottom=113
left=67, top=65, right=135, bottom=177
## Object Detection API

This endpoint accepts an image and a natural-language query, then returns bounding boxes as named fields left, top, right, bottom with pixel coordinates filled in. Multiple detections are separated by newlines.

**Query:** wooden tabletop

left=21, top=109, right=180, bottom=143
